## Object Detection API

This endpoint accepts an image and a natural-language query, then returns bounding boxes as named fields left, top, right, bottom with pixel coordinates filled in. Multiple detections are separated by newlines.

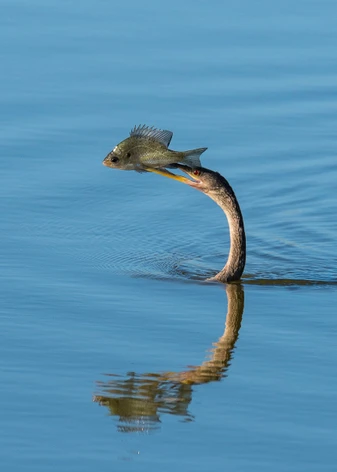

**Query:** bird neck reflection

left=93, top=284, right=245, bottom=433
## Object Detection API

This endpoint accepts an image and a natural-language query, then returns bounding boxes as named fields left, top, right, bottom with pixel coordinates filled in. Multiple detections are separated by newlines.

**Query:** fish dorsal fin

left=130, top=125, right=173, bottom=147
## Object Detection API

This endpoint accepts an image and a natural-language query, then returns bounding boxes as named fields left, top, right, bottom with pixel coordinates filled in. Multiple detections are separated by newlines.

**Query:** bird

left=145, top=164, right=246, bottom=283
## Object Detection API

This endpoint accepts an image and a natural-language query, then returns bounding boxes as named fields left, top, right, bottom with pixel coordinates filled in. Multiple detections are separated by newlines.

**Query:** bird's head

left=146, top=164, right=225, bottom=194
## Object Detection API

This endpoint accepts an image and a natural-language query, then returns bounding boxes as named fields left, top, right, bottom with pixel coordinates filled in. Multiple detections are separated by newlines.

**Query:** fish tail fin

left=182, top=147, right=207, bottom=167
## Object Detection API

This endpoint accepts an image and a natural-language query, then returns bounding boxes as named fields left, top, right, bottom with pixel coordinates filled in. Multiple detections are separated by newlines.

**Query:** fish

left=102, top=125, right=207, bottom=172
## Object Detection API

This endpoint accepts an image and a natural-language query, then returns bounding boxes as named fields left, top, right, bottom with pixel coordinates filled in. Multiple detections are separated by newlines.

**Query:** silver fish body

left=103, top=125, right=207, bottom=172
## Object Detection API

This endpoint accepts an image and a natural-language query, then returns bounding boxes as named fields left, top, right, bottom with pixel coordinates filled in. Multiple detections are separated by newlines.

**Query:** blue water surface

left=1, top=1, right=337, bottom=470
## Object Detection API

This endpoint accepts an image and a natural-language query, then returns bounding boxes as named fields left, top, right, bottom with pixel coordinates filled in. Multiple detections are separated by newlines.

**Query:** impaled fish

left=103, top=125, right=207, bottom=172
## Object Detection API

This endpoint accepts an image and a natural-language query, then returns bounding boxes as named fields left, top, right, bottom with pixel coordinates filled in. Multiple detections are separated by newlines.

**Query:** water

left=1, top=0, right=337, bottom=470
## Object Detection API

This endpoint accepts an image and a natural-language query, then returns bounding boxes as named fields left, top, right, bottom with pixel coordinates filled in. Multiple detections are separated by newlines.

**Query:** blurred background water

left=1, top=0, right=337, bottom=470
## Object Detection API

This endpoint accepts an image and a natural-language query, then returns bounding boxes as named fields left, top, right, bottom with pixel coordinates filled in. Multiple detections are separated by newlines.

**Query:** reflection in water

left=242, top=276, right=337, bottom=286
left=93, top=284, right=244, bottom=432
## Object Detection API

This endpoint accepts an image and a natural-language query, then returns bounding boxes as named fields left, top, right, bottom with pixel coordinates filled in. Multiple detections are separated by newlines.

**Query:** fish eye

left=126, top=152, right=131, bottom=158
left=193, top=169, right=201, bottom=176
left=111, top=156, right=119, bottom=163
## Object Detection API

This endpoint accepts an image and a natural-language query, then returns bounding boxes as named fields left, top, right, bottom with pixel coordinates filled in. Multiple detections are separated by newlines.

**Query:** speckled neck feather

left=206, top=176, right=246, bottom=283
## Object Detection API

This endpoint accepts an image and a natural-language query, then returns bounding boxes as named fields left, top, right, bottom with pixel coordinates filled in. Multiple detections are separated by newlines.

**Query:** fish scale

left=103, top=125, right=207, bottom=172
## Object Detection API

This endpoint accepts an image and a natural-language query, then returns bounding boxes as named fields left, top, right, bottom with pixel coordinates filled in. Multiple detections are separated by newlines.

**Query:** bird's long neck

left=207, top=179, right=246, bottom=283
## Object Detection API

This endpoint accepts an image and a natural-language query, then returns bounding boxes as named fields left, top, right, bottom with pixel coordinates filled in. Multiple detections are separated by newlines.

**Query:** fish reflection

left=93, top=284, right=244, bottom=433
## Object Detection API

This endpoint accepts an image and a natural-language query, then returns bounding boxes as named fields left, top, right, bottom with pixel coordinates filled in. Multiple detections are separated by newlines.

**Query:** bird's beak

left=144, top=165, right=199, bottom=186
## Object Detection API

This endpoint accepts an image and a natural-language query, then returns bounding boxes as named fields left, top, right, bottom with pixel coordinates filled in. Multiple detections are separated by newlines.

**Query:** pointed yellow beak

left=144, top=167, right=192, bottom=185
